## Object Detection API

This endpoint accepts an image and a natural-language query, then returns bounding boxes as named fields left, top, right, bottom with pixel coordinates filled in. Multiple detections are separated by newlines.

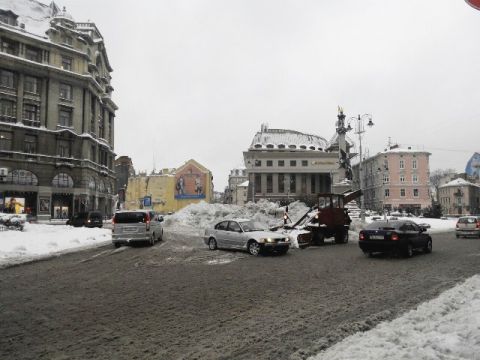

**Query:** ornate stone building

left=0, top=1, right=117, bottom=219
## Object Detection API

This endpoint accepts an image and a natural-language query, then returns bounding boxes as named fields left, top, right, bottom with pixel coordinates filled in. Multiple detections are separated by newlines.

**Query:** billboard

left=5, top=197, right=25, bottom=214
left=175, top=163, right=206, bottom=199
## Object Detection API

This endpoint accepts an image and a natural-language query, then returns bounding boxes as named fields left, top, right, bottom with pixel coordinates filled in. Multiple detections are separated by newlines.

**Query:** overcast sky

left=60, top=0, right=480, bottom=190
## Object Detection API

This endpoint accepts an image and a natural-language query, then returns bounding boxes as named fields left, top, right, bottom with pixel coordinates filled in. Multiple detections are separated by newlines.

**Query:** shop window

left=52, top=173, right=74, bottom=188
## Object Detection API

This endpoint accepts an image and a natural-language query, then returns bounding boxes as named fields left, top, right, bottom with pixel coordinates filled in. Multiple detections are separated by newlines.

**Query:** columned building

left=243, top=125, right=340, bottom=205
left=0, top=2, right=117, bottom=219
left=352, top=146, right=431, bottom=214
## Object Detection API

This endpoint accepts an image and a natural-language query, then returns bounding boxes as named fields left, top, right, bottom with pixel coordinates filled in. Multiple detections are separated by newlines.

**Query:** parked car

left=112, top=210, right=164, bottom=248
left=358, top=220, right=432, bottom=257
left=204, top=219, right=290, bottom=256
left=66, top=211, right=103, bottom=228
left=455, top=216, right=480, bottom=238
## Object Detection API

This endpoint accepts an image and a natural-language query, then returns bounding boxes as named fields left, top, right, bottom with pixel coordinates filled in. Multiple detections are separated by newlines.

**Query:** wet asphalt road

left=0, top=230, right=479, bottom=360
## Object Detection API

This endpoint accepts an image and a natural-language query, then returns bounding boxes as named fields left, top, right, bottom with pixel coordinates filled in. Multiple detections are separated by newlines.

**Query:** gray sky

left=61, top=0, right=480, bottom=190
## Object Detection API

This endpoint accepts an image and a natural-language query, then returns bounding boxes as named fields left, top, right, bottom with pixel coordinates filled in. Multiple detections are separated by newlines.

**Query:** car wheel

left=404, top=243, right=413, bottom=258
left=114, top=243, right=121, bottom=248
left=424, top=238, right=432, bottom=253
left=208, top=238, right=217, bottom=250
left=248, top=241, right=261, bottom=256
left=150, top=233, right=155, bottom=246
left=159, top=229, right=164, bottom=241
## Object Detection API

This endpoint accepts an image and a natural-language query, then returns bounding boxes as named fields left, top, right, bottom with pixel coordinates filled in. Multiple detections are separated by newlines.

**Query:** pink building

left=352, top=146, right=431, bottom=214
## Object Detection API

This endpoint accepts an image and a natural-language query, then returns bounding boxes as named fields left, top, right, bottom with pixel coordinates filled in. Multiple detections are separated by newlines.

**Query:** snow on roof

left=383, top=146, right=431, bottom=155
left=238, top=180, right=249, bottom=187
left=249, top=128, right=328, bottom=151
left=0, top=0, right=54, bottom=38
left=439, top=178, right=480, bottom=188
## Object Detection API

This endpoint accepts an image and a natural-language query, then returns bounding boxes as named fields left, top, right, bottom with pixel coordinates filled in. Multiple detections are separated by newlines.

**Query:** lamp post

left=346, top=114, right=374, bottom=222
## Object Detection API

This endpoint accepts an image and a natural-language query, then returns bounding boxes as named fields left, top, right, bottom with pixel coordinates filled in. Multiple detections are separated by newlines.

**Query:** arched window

left=98, top=180, right=105, bottom=193
left=309, top=146, right=316, bottom=150
left=254, top=143, right=263, bottom=149
left=299, top=145, right=307, bottom=150
left=52, top=173, right=74, bottom=188
left=88, top=177, right=96, bottom=191
left=106, top=182, right=112, bottom=194
left=266, top=144, right=274, bottom=149
left=6, top=170, right=38, bottom=185
left=278, top=144, right=286, bottom=149
left=288, top=144, right=297, bottom=149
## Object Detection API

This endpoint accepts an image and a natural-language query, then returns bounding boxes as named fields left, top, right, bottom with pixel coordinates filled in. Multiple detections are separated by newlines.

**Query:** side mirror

left=419, top=227, right=426, bottom=233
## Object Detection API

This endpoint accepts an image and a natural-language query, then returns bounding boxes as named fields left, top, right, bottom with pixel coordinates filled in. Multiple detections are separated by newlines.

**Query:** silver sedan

left=204, top=219, right=290, bottom=256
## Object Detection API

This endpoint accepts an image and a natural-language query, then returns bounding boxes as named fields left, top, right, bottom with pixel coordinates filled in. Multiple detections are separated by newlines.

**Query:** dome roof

left=54, top=6, right=75, bottom=23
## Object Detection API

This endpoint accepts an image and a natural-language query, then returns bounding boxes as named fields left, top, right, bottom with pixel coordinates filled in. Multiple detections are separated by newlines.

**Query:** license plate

left=369, top=235, right=384, bottom=240
left=123, top=227, right=137, bottom=233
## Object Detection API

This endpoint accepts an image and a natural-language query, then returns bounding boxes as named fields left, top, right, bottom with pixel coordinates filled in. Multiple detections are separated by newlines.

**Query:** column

left=16, top=73, right=24, bottom=124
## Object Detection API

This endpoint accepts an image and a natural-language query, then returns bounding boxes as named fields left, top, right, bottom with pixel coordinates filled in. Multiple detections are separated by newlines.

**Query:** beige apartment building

left=0, top=2, right=117, bottom=219
left=438, top=178, right=480, bottom=216
left=352, top=146, right=431, bottom=213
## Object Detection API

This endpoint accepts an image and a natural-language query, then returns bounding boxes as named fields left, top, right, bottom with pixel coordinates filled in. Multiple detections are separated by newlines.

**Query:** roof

left=0, top=0, right=53, bottom=38
left=238, top=180, right=249, bottom=187
left=249, top=127, right=328, bottom=151
left=439, top=178, right=480, bottom=188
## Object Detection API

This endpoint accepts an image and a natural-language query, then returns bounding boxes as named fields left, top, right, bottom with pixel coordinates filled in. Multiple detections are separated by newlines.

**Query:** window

left=278, top=144, right=285, bottom=149
left=6, top=170, right=38, bottom=185
left=254, top=159, right=261, bottom=167
left=254, top=174, right=261, bottom=194
left=278, top=174, right=285, bottom=193
left=301, top=174, right=307, bottom=193
left=228, top=221, right=241, bottom=232
left=400, top=189, right=406, bottom=197
left=25, top=46, right=42, bottom=62
left=302, top=160, right=308, bottom=167
left=412, top=159, right=417, bottom=169
left=0, top=99, right=15, bottom=119
left=61, top=34, right=73, bottom=46
left=52, top=173, right=74, bottom=188
left=0, top=69, right=15, bottom=88
left=0, top=131, right=12, bottom=150
left=278, top=160, right=284, bottom=167
left=266, top=174, right=273, bottom=193
left=383, top=159, right=388, bottom=170
left=384, top=189, right=390, bottom=197
left=1, top=38, right=18, bottom=55
left=91, top=145, right=96, bottom=162
left=290, top=160, right=296, bottom=167
left=400, top=175, right=405, bottom=183
left=24, top=135, right=37, bottom=153
left=61, top=56, right=72, bottom=71
left=59, top=83, right=72, bottom=100
left=23, top=104, right=40, bottom=126
left=0, top=13, right=16, bottom=26
left=57, top=139, right=70, bottom=157
left=311, top=175, right=316, bottom=194
left=290, top=175, right=296, bottom=193
left=98, top=108, right=104, bottom=138
left=58, top=107, right=72, bottom=127
left=383, top=174, right=389, bottom=183
left=399, top=160, right=404, bottom=169
left=413, top=188, right=419, bottom=197
left=412, top=174, right=418, bottom=183
left=266, top=160, right=273, bottom=167
left=24, top=76, right=39, bottom=94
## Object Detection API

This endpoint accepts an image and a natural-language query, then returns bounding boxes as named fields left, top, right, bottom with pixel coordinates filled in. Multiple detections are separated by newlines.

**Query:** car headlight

left=266, top=238, right=275, bottom=243
left=284, top=237, right=290, bottom=242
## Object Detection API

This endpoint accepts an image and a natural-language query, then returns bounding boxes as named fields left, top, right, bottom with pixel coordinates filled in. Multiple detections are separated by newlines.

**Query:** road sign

left=143, top=196, right=152, bottom=207
left=465, top=0, right=480, bottom=10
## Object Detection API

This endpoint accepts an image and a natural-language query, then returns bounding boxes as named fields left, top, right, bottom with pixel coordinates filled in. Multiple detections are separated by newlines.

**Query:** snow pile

left=310, top=275, right=480, bottom=360
left=0, top=223, right=111, bottom=267
left=164, top=200, right=310, bottom=236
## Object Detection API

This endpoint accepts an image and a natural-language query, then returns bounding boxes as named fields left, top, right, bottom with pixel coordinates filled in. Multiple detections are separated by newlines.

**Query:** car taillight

left=359, top=232, right=365, bottom=241
left=145, top=213, right=150, bottom=231
left=391, top=233, right=399, bottom=241
left=477, top=222, right=480, bottom=229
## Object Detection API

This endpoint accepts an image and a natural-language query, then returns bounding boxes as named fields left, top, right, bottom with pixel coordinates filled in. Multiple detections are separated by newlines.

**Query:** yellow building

left=125, top=159, right=214, bottom=213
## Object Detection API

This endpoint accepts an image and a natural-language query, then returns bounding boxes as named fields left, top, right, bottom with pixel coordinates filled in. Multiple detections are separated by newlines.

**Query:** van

left=112, top=210, right=164, bottom=247
left=66, top=211, right=103, bottom=228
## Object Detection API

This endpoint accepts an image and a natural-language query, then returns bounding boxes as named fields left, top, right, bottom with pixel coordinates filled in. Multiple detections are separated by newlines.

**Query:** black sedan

left=358, top=220, right=432, bottom=257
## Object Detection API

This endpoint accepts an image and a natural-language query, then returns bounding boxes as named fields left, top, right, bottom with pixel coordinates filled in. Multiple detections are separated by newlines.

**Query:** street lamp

left=346, top=114, right=374, bottom=222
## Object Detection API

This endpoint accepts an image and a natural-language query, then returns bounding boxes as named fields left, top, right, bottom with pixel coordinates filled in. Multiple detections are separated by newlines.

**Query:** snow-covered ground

left=0, top=203, right=477, bottom=358
left=310, top=274, right=480, bottom=360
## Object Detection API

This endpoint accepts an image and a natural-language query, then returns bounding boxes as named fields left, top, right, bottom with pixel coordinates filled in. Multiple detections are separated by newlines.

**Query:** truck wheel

left=312, top=231, right=325, bottom=245
left=335, top=230, right=348, bottom=244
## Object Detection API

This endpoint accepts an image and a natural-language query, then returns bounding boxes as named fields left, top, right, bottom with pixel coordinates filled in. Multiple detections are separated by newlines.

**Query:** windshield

left=239, top=221, right=267, bottom=232
left=365, top=221, right=401, bottom=230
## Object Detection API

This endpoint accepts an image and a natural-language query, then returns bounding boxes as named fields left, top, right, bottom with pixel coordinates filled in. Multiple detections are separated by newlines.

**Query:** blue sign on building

left=143, top=196, right=152, bottom=207
left=465, top=152, right=480, bottom=177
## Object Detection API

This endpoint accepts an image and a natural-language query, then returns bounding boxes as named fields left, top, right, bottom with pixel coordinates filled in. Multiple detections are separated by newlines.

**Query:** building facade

left=352, top=146, right=431, bottom=213
left=438, top=178, right=480, bottom=216
left=125, top=159, right=214, bottom=214
left=0, top=2, right=117, bottom=219
left=114, top=156, right=134, bottom=209
left=224, top=168, right=247, bottom=204
left=243, top=125, right=343, bottom=205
